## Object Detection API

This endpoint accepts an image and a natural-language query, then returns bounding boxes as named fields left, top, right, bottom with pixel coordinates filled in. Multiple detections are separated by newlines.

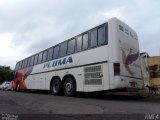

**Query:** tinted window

left=19, top=62, right=22, bottom=69
left=98, top=26, right=105, bottom=45
left=106, top=23, right=108, bottom=44
left=60, top=42, right=67, bottom=57
left=53, top=46, right=59, bottom=59
left=77, top=36, right=82, bottom=52
left=82, top=33, right=88, bottom=50
left=21, top=61, right=23, bottom=69
left=27, top=57, right=31, bottom=67
left=34, top=54, right=38, bottom=65
left=26, top=59, right=29, bottom=68
left=38, top=52, right=43, bottom=64
left=22, top=60, right=25, bottom=69
left=47, top=47, right=54, bottom=61
left=42, top=50, right=47, bottom=62
left=67, top=39, right=75, bottom=54
left=24, top=59, right=28, bottom=68
left=30, top=56, right=34, bottom=66
left=91, top=29, right=97, bottom=47
left=15, top=63, right=19, bottom=70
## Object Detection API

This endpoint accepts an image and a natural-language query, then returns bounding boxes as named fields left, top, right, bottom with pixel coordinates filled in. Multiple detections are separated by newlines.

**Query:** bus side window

left=34, top=54, right=38, bottom=65
left=42, top=50, right=48, bottom=62
left=82, top=33, right=88, bottom=50
left=38, top=52, right=43, bottom=64
left=18, top=61, right=22, bottom=69
left=53, top=45, right=59, bottom=59
left=60, top=42, right=67, bottom=57
left=15, top=63, right=19, bottom=70
left=47, top=47, right=54, bottom=61
left=77, top=35, right=82, bottom=52
left=90, top=28, right=97, bottom=48
left=98, top=26, right=105, bottom=45
left=67, top=38, right=75, bottom=55
left=106, top=23, right=108, bottom=44
left=27, top=57, right=31, bottom=67
left=21, top=60, right=25, bottom=69
left=24, top=59, right=28, bottom=68
left=30, top=56, right=34, bottom=66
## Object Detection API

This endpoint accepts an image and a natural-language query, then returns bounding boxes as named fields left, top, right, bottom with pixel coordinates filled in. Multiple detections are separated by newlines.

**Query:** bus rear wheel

left=63, top=77, right=76, bottom=97
left=50, top=78, right=62, bottom=95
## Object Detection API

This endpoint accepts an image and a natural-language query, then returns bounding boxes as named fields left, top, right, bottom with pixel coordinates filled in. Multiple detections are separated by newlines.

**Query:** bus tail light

left=114, top=63, right=120, bottom=75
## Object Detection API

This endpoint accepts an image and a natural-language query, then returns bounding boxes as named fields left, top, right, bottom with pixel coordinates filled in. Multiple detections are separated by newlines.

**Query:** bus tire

left=16, top=82, right=20, bottom=92
left=50, top=78, right=62, bottom=95
left=63, top=77, right=76, bottom=97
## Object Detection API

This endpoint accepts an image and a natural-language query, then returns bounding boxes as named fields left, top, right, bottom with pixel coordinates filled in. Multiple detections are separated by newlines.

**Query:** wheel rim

left=65, top=83, right=72, bottom=93
left=53, top=82, right=59, bottom=93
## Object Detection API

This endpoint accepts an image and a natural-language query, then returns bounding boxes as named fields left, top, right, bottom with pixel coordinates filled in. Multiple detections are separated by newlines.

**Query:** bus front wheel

left=50, top=78, right=62, bottom=95
left=63, top=77, right=76, bottom=97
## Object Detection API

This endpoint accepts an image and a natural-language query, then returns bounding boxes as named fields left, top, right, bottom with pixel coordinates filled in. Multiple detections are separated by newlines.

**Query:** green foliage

left=0, top=66, right=12, bottom=84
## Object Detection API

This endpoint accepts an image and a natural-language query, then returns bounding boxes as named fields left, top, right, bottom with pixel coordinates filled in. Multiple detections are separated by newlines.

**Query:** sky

left=0, top=0, right=160, bottom=69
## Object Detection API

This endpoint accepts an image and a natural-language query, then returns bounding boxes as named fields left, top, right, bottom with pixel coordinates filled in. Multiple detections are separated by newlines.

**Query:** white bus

left=12, top=17, right=143, bottom=96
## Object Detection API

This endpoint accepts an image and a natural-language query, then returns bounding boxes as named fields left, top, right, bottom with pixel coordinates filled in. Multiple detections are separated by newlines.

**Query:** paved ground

left=0, top=90, right=160, bottom=120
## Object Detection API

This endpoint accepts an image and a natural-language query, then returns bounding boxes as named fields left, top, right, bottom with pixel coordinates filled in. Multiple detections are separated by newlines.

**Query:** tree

left=0, top=66, right=12, bottom=84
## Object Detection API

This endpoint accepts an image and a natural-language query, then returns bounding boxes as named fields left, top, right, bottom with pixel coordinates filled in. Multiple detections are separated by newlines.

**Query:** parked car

left=0, top=81, right=12, bottom=91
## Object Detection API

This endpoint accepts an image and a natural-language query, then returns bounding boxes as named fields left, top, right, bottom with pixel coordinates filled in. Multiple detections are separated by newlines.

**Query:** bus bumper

left=110, top=76, right=143, bottom=90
